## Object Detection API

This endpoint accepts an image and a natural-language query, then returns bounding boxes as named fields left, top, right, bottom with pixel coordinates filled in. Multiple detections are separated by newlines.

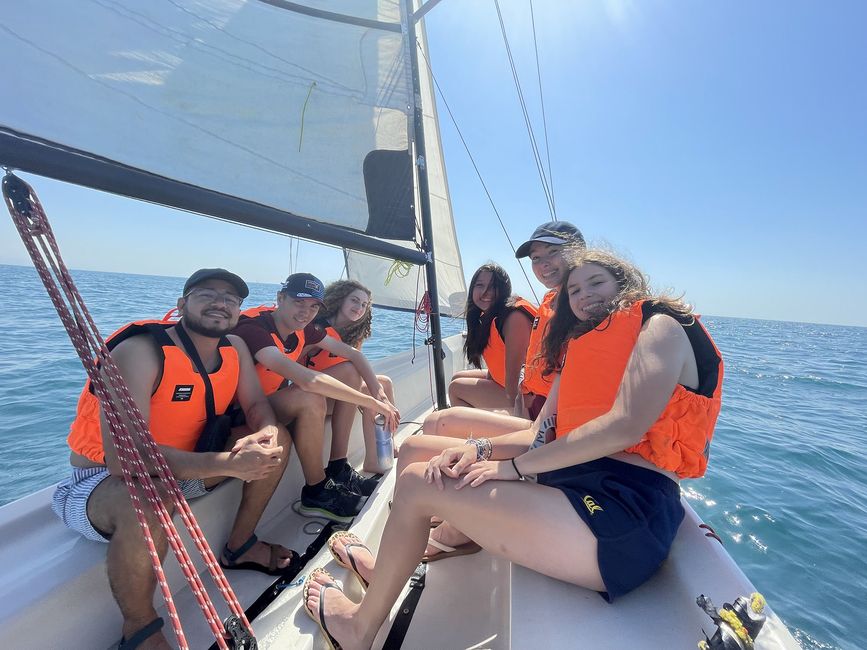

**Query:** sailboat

left=0, top=1, right=800, bottom=648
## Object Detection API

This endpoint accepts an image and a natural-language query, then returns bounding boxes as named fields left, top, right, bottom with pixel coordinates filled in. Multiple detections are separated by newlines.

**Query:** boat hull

left=0, top=334, right=798, bottom=649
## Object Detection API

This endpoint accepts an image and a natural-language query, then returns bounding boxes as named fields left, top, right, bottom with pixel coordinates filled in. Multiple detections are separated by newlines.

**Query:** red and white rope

left=3, top=174, right=251, bottom=649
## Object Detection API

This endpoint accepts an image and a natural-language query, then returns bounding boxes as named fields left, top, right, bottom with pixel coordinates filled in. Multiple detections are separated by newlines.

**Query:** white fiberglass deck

left=0, top=335, right=799, bottom=648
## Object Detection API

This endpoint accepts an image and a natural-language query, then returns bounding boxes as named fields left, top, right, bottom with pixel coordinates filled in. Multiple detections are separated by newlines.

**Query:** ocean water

left=0, top=263, right=863, bottom=649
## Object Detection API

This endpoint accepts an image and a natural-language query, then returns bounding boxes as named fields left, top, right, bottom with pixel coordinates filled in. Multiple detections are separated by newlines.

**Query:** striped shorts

left=52, top=466, right=210, bottom=543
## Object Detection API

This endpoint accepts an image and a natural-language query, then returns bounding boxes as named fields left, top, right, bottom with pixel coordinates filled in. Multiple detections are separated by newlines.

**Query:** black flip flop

left=327, top=531, right=371, bottom=589
left=303, top=568, right=343, bottom=650
left=118, top=617, right=164, bottom=649
left=220, top=533, right=300, bottom=576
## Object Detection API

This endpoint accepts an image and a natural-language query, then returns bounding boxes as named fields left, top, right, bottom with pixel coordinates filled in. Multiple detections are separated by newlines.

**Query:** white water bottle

left=374, top=413, right=394, bottom=472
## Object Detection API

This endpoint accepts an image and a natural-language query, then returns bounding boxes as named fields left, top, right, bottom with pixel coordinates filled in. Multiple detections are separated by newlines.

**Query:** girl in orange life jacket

left=419, top=221, right=583, bottom=448
left=301, top=280, right=399, bottom=475
left=448, top=263, right=535, bottom=411
left=300, top=250, right=724, bottom=644
left=409, top=223, right=583, bottom=561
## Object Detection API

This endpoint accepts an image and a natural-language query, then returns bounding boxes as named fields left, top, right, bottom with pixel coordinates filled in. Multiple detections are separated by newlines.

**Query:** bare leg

left=422, top=406, right=529, bottom=438
left=451, top=369, right=489, bottom=380
left=396, top=434, right=459, bottom=475
left=395, top=435, right=482, bottom=554
left=361, top=374, right=395, bottom=473
left=447, top=369, right=487, bottom=407
left=223, top=423, right=296, bottom=568
left=269, top=385, right=328, bottom=485
left=448, top=372, right=513, bottom=410
left=88, top=478, right=175, bottom=650
left=321, top=362, right=364, bottom=461
left=305, top=463, right=604, bottom=650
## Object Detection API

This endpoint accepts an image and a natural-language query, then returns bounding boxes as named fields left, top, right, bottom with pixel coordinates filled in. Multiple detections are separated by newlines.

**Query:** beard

left=181, top=313, right=234, bottom=338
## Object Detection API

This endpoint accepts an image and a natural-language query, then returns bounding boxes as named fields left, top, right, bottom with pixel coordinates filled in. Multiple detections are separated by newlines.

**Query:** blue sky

left=2, top=1, right=865, bottom=326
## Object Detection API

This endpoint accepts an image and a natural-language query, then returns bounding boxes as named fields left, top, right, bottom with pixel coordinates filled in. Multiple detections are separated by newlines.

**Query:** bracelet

left=467, top=436, right=492, bottom=462
left=510, top=457, right=525, bottom=481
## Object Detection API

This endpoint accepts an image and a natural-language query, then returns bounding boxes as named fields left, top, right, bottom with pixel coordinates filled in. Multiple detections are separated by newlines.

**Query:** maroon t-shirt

left=231, top=311, right=326, bottom=359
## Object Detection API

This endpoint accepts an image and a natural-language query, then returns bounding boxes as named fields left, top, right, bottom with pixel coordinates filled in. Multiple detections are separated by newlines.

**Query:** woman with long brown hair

left=301, top=280, right=398, bottom=486
left=448, top=263, right=535, bottom=410
left=303, top=249, right=724, bottom=649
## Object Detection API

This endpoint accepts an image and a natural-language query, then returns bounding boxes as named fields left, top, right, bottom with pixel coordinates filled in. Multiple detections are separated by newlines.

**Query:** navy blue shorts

left=538, top=457, right=684, bottom=601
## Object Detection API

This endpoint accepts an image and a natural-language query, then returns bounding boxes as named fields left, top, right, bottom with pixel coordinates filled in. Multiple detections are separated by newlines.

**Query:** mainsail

left=0, top=0, right=465, bottom=314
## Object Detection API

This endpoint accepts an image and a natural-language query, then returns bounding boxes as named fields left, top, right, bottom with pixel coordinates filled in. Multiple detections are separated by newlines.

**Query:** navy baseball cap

left=183, top=268, right=249, bottom=299
left=515, top=221, right=585, bottom=258
left=281, top=273, right=325, bottom=305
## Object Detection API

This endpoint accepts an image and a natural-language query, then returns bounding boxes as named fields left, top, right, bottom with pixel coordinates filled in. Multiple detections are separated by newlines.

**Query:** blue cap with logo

left=281, top=273, right=325, bottom=305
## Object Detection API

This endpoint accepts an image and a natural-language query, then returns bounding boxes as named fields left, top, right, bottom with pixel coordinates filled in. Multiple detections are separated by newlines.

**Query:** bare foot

left=424, top=522, right=472, bottom=559
left=224, top=539, right=296, bottom=572
left=329, top=532, right=375, bottom=586
left=304, top=570, right=371, bottom=650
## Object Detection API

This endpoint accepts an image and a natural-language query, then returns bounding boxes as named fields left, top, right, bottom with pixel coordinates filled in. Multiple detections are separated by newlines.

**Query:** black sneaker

left=298, top=479, right=364, bottom=523
left=332, top=463, right=379, bottom=497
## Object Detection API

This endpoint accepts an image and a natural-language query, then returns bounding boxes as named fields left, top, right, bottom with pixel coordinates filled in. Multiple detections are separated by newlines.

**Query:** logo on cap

left=305, top=279, right=321, bottom=291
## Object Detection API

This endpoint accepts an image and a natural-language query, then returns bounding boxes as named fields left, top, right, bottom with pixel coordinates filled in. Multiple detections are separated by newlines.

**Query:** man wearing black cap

left=52, top=268, right=299, bottom=649
left=232, top=273, right=399, bottom=523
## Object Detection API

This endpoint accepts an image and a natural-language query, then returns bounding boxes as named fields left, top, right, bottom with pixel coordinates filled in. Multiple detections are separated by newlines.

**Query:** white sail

left=0, top=0, right=465, bottom=312
left=345, top=1, right=466, bottom=316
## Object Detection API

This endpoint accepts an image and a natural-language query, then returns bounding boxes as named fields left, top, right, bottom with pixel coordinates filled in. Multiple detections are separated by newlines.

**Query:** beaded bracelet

left=467, top=436, right=492, bottom=462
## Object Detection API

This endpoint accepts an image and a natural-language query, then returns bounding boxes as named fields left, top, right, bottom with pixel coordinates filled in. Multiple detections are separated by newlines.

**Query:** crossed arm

left=100, top=335, right=284, bottom=482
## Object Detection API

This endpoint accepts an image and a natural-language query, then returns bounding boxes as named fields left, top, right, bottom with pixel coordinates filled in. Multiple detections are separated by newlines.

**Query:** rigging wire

left=529, top=0, right=557, bottom=217
left=492, top=0, right=556, bottom=220
left=415, top=41, right=540, bottom=304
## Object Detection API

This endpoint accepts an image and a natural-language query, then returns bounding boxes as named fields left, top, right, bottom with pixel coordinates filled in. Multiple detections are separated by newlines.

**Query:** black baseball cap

left=281, top=273, right=325, bottom=305
left=183, top=268, right=249, bottom=299
left=515, top=221, right=585, bottom=258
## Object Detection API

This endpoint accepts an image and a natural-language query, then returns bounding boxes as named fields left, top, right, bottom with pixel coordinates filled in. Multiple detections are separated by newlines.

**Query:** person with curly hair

left=448, top=263, right=535, bottom=410
left=302, top=280, right=398, bottom=478
left=302, top=249, right=723, bottom=649
left=232, top=274, right=399, bottom=523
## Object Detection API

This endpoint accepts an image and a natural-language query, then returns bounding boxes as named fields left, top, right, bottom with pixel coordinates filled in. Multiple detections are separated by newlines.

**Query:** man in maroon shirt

left=232, top=273, right=398, bottom=522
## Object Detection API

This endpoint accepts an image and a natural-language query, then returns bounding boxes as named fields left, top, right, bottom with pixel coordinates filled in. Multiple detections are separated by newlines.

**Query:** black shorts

left=538, top=457, right=684, bottom=601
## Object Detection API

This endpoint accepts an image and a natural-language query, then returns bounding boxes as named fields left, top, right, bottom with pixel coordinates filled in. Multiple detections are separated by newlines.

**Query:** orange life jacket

left=304, top=320, right=345, bottom=371
left=482, top=298, right=538, bottom=388
left=554, top=301, right=723, bottom=479
left=67, top=318, right=240, bottom=464
left=238, top=306, right=305, bottom=395
left=520, top=290, right=557, bottom=397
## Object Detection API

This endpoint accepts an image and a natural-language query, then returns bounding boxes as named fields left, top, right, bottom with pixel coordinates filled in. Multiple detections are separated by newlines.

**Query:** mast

left=405, top=0, right=449, bottom=409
